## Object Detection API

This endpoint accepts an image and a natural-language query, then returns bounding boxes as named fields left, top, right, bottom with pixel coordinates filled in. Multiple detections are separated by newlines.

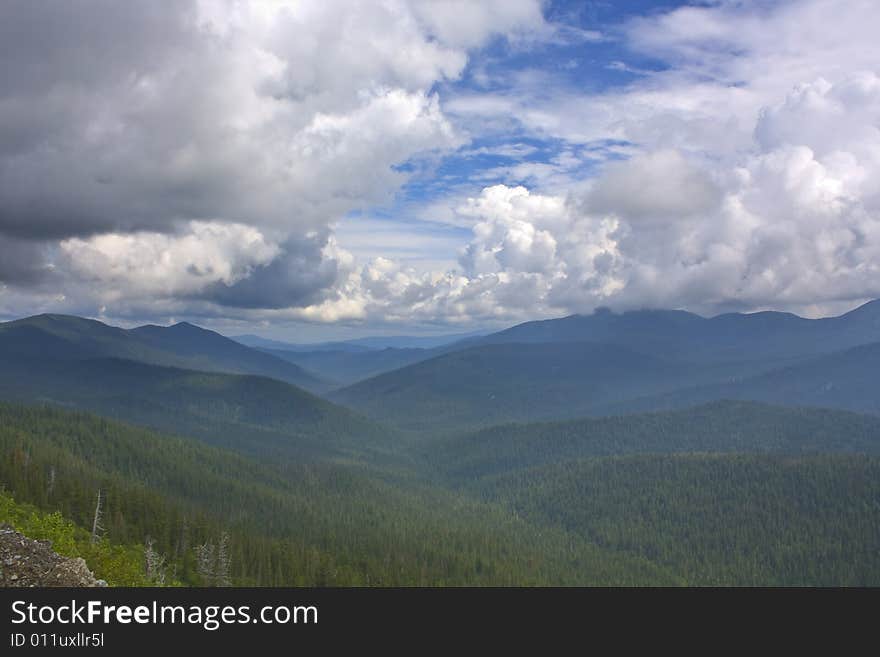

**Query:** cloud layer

left=3, top=0, right=880, bottom=328
left=0, top=0, right=547, bottom=321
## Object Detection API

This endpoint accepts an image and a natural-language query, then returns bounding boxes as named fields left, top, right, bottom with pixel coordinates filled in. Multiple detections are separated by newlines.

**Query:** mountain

left=421, top=400, right=880, bottom=483
left=0, top=314, right=327, bottom=392
left=479, top=307, right=704, bottom=348
left=339, top=331, right=487, bottom=350
left=0, top=402, right=681, bottom=586
left=0, top=355, right=394, bottom=464
left=232, top=330, right=485, bottom=352
left=240, top=301, right=880, bottom=395
left=473, top=300, right=880, bottom=364
left=232, top=331, right=489, bottom=385
left=332, top=301, right=880, bottom=430
left=233, top=334, right=372, bottom=353
left=331, top=341, right=711, bottom=431
left=608, top=340, right=880, bottom=417
left=263, top=346, right=434, bottom=387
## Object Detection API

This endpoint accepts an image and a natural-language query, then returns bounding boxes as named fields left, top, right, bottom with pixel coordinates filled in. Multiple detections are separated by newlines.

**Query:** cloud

left=199, top=232, right=353, bottom=310
left=59, top=222, right=280, bottom=298
left=0, top=0, right=546, bottom=321
left=4, top=0, right=880, bottom=328
left=586, top=150, right=721, bottom=222
left=411, top=0, right=547, bottom=49
left=342, top=68, right=880, bottom=322
left=0, top=237, right=54, bottom=285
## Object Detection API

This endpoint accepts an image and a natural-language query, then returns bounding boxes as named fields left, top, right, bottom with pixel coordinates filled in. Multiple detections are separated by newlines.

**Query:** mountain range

left=0, top=313, right=328, bottom=392
left=332, top=300, right=880, bottom=430
left=5, top=301, right=880, bottom=434
left=3, top=301, right=880, bottom=585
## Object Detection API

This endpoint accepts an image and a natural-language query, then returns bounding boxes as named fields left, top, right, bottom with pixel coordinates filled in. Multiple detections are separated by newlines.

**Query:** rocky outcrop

left=0, top=525, right=107, bottom=587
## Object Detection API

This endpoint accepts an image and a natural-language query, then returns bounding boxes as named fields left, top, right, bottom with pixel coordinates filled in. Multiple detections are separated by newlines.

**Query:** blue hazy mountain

left=232, top=334, right=372, bottom=353
left=330, top=341, right=712, bottom=430
left=0, top=313, right=327, bottom=392
left=473, top=301, right=880, bottom=362
left=232, top=330, right=484, bottom=352
left=332, top=300, right=880, bottom=429
left=263, top=346, right=433, bottom=386
left=605, top=339, right=880, bottom=417
left=232, top=330, right=487, bottom=386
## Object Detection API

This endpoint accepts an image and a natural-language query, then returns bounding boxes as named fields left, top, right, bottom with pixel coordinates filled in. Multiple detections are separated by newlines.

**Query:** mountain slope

left=422, top=400, right=880, bottom=483
left=472, top=300, right=880, bottom=364
left=474, top=453, right=880, bottom=586
left=0, top=314, right=327, bottom=392
left=233, top=330, right=484, bottom=352
left=130, top=321, right=327, bottom=390
left=233, top=333, right=371, bottom=353
left=0, top=402, right=681, bottom=586
left=264, top=346, right=434, bottom=386
left=331, top=301, right=880, bottom=429
left=329, top=341, right=781, bottom=431
left=331, top=341, right=703, bottom=431
left=607, top=340, right=880, bottom=417
left=0, top=355, right=395, bottom=463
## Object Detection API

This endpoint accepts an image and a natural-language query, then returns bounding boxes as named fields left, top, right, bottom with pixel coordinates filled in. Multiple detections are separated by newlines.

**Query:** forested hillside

left=0, top=403, right=679, bottom=586
left=422, top=400, right=880, bottom=482
left=606, top=341, right=880, bottom=417
left=0, top=356, right=399, bottom=464
left=469, top=454, right=880, bottom=586
left=332, top=341, right=704, bottom=430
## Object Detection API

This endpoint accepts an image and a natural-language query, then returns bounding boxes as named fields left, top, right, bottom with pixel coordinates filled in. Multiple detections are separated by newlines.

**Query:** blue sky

left=337, top=1, right=689, bottom=286
left=2, top=1, right=880, bottom=340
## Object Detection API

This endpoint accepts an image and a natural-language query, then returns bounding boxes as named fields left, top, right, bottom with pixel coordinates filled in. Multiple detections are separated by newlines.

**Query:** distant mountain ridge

left=330, top=340, right=708, bottom=430
left=604, top=339, right=880, bottom=417
left=333, top=299, right=880, bottom=429
left=233, top=330, right=485, bottom=352
left=233, top=330, right=487, bottom=387
left=5, top=301, right=880, bottom=431
left=0, top=313, right=327, bottom=392
left=264, top=346, right=432, bottom=387
left=245, top=300, right=880, bottom=391
left=471, top=300, right=880, bottom=362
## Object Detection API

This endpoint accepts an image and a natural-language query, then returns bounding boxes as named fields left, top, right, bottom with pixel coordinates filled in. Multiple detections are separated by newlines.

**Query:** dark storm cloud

left=0, top=0, right=199, bottom=240
left=0, top=237, right=55, bottom=285
left=0, top=1, right=192, bottom=99
left=198, top=234, right=344, bottom=310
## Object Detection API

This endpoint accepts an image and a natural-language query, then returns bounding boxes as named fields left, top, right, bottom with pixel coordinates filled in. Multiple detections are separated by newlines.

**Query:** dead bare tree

left=195, top=541, right=215, bottom=584
left=194, top=532, right=232, bottom=586
left=46, top=466, right=56, bottom=498
left=90, top=489, right=103, bottom=544
left=215, top=531, right=231, bottom=587
left=143, top=537, right=167, bottom=585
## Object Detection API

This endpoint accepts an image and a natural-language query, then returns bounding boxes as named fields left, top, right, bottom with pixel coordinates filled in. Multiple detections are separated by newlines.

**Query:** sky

left=2, top=0, right=880, bottom=340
